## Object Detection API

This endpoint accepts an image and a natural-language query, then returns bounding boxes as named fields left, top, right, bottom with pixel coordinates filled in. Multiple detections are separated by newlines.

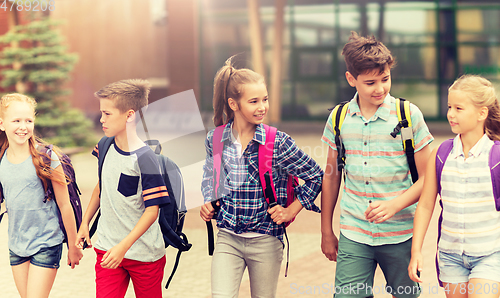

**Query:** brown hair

left=342, top=31, right=395, bottom=78
left=0, top=94, right=67, bottom=195
left=449, top=74, right=500, bottom=141
left=94, top=79, right=151, bottom=113
left=212, top=56, right=265, bottom=126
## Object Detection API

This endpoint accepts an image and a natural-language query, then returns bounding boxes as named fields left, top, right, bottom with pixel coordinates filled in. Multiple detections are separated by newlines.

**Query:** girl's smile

left=231, top=82, right=269, bottom=126
left=0, top=101, right=35, bottom=147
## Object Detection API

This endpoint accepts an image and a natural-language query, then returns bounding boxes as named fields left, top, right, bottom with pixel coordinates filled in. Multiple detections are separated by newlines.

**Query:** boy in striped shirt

left=320, top=32, right=433, bottom=298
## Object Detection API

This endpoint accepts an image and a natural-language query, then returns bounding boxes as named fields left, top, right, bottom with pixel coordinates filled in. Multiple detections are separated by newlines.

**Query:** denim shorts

left=439, top=250, right=500, bottom=284
left=9, top=243, right=63, bottom=269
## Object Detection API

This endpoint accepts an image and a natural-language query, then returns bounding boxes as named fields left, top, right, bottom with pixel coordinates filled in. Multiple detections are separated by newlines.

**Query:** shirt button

left=365, top=123, right=368, bottom=126
left=364, top=142, right=367, bottom=146
left=366, top=181, right=369, bottom=185
left=364, top=162, right=367, bottom=165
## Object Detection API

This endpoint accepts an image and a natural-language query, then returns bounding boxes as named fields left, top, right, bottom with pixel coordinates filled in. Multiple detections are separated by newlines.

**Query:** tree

left=0, top=17, right=94, bottom=147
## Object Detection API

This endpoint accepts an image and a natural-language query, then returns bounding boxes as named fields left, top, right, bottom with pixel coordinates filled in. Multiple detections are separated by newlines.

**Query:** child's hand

left=321, top=232, right=339, bottom=261
left=408, top=252, right=423, bottom=283
left=200, top=201, right=219, bottom=221
left=75, top=224, right=90, bottom=249
left=268, top=205, right=295, bottom=225
left=100, top=243, right=127, bottom=269
left=67, top=244, right=83, bottom=269
left=364, top=200, right=397, bottom=223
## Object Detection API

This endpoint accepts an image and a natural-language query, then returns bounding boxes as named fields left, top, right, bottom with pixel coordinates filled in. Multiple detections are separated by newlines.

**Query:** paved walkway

left=0, top=123, right=452, bottom=297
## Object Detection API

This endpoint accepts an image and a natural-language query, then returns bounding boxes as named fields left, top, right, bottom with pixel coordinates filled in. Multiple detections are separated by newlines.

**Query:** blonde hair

left=94, top=79, right=151, bottom=113
left=212, top=56, right=265, bottom=126
left=449, top=74, right=500, bottom=141
left=0, top=93, right=67, bottom=194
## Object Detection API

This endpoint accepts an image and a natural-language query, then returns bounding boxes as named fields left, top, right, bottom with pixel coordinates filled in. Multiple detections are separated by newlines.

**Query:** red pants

left=95, top=248, right=166, bottom=298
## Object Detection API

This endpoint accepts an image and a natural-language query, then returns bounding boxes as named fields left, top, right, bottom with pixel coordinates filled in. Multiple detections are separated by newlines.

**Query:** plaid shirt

left=201, top=121, right=323, bottom=241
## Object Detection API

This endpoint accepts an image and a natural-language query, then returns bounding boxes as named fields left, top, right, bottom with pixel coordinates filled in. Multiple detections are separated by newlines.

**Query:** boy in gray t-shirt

left=76, top=79, right=170, bottom=298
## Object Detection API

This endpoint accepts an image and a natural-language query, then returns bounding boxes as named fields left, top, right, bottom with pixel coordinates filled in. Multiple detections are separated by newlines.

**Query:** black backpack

left=87, top=136, right=192, bottom=289
left=0, top=145, right=83, bottom=243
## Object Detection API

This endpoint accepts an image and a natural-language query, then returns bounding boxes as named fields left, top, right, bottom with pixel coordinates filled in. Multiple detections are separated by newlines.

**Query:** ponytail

left=485, top=99, right=500, bottom=141
left=212, top=56, right=265, bottom=126
left=213, top=60, right=235, bottom=126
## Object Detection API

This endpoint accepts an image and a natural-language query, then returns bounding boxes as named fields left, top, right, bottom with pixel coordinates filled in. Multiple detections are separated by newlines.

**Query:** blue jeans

left=439, top=250, right=500, bottom=284
left=9, top=243, right=63, bottom=269
left=211, top=229, right=283, bottom=298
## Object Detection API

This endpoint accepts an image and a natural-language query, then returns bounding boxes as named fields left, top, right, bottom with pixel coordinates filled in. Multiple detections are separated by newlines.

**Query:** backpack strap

left=257, top=124, right=294, bottom=277
left=206, top=125, right=225, bottom=256
left=0, top=181, right=5, bottom=223
left=258, top=124, right=278, bottom=207
left=436, top=139, right=454, bottom=196
left=490, top=141, right=500, bottom=211
left=165, top=233, right=190, bottom=289
left=212, top=125, right=225, bottom=201
left=0, top=150, right=5, bottom=205
left=434, top=138, right=454, bottom=287
left=391, top=98, right=418, bottom=183
left=97, top=136, right=115, bottom=192
left=83, top=136, right=114, bottom=249
left=37, top=145, right=55, bottom=202
left=331, top=101, right=349, bottom=172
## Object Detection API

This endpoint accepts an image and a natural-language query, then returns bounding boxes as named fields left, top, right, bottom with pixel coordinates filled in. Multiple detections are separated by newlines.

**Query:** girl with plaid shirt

left=200, top=57, right=323, bottom=298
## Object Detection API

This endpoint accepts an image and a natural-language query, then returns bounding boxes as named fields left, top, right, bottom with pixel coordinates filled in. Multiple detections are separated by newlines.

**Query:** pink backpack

left=212, top=123, right=298, bottom=224
left=206, top=124, right=298, bottom=276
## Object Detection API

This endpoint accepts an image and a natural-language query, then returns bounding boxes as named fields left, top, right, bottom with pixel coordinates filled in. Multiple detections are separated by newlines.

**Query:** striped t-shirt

left=439, top=134, right=500, bottom=256
left=321, top=93, right=433, bottom=246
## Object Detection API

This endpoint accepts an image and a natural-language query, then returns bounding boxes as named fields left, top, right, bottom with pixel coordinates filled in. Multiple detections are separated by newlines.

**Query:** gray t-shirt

left=0, top=148, right=63, bottom=257
left=92, top=142, right=170, bottom=262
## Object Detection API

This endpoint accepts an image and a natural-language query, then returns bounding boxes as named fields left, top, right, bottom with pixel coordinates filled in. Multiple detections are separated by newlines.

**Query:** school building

left=1, top=0, right=499, bottom=124
left=198, top=0, right=500, bottom=122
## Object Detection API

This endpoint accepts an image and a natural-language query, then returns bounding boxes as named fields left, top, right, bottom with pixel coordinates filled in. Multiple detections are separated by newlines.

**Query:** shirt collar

left=451, top=133, right=493, bottom=159
left=221, top=120, right=266, bottom=145
left=347, top=92, right=392, bottom=122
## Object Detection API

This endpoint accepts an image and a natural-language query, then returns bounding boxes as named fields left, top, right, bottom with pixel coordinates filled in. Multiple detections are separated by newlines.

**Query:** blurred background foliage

left=0, top=17, right=94, bottom=148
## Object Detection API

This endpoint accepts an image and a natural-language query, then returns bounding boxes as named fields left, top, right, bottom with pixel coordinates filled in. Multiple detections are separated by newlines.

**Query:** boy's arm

left=76, top=182, right=100, bottom=249
left=408, top=148, right=439, bottom=282
left=321, top=147, right=342, bottom=262
left=100, top=205, right=159, bottom=269
left=52, top=165, right=84, bottom=268
left=365, top=143, right=431, bottom=223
